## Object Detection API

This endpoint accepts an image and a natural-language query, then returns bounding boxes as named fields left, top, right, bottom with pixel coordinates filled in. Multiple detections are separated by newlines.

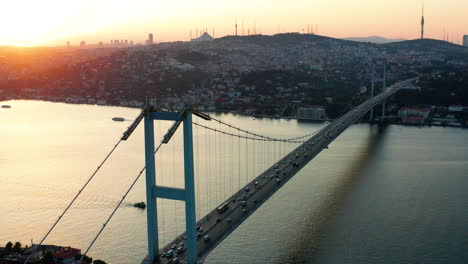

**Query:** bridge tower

left=370, top=58, right=387, bottom=121
left=143, top=108, right=198, bottom=264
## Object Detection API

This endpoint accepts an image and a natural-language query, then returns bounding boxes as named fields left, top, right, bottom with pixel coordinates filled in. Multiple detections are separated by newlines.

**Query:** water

left=1, top=100, right=466, bottom=264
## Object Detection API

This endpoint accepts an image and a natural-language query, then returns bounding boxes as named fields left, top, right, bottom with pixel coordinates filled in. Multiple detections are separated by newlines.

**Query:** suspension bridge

left=23, top=75, right=418, bottom=264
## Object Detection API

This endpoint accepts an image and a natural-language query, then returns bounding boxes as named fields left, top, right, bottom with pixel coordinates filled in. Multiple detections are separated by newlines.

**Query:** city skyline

left=0, top=0, right=467, bottom=46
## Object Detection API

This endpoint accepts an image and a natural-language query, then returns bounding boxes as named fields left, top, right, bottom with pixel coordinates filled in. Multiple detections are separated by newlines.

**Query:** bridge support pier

left=144, top=109, right=197, bottom=264
left=370, top=61, right=375, bottom=121
left=381, top=62, right=387, bottom=120
left=183, top=112, right=197, bottom=264
left=370, top=58, right=387, bottom=122
left=144, top=112, right=159, bottom=262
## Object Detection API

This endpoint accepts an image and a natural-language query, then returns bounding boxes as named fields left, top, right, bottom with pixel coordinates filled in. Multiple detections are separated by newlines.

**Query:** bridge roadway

left=144, top=78, right=418, bottom=264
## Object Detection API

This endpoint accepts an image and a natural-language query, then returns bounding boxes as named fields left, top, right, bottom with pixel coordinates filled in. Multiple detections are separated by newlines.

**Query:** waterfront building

left=53, top=247, right=81, bottom=263
left=398, top=107, right=431, bottom=125
left=297, top=107, right=326, bottom=120
left=448, top=105, right=464, bottom=112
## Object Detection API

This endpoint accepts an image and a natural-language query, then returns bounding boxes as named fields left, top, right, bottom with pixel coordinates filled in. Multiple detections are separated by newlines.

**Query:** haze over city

left=1, top=0, right=467, bottom=46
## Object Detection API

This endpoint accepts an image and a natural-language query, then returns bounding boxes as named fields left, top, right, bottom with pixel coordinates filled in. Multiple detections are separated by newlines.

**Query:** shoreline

left=2, top=98, right=467, bottom=129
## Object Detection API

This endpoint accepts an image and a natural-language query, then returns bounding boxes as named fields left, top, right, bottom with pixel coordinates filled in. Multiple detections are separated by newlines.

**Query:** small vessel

left=112, top=117, right=125, bottom=122
left=133, top=202, right=146, bottom=209
left=1, top=105, right=11, bottom=108
left=448, top=122, right=462, bottom=127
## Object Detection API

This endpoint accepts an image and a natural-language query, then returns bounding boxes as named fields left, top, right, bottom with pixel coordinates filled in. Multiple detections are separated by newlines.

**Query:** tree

left=41, top=251, right=54, bottom=264
left=13, top=241, right=22, bottom=252
left=76, top=254, right=92, bottom=264
left=5, top=241, right=13, bottom=252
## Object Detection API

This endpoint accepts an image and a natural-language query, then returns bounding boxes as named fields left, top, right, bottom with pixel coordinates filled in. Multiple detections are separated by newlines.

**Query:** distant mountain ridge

left=216, top=33, right=363, bottom=47
left=343, top=36, right=406, bottom=44
left=214, top=34, right=466, bottom=55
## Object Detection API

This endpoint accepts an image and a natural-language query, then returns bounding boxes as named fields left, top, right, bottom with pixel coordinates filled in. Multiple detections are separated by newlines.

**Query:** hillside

left=343, top=36, right=406, bottom=44
left=383, top=38, right=468, bottom=55
left=215, top=33, right=367, bottom=48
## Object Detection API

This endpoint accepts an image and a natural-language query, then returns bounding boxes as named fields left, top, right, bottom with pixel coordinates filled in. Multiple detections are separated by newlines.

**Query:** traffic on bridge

left=144, top=77, right=419, bottom=264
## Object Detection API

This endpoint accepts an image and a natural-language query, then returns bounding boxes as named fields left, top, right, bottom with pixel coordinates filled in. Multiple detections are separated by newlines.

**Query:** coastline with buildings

left=2, top=96, right=467, bottom=129
left=0, top=242, right=104, bottom=264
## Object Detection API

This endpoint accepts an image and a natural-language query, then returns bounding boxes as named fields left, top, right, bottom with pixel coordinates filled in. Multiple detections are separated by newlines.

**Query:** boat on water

left=133, top=202, right=146, bottom=209
left=112, top=117, right=125, bottom=122
left=448, top=122, right=462, bottom=127
left=1, top=105, right=11, bottom=108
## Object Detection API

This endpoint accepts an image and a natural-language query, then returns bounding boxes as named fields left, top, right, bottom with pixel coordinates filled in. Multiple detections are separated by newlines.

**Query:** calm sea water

left=1, top=100, right=466, bottom=264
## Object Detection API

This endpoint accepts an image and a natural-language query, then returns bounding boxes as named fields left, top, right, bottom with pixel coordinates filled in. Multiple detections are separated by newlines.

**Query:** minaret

left=421, top=1, right=425, bottom=39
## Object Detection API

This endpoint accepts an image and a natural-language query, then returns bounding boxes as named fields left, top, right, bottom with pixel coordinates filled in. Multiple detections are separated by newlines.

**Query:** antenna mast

left=421, top=1, right=425, bottom=39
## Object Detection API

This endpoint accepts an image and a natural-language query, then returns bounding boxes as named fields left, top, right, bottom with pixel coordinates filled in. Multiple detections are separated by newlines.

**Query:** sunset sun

left=0, top=0, right=94, bottom=46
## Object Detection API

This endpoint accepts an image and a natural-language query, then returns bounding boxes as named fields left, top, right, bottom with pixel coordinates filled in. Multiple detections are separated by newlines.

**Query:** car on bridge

left=217, top=202, right=229, bottom=213
left=165, top=249, right=174, bottom=258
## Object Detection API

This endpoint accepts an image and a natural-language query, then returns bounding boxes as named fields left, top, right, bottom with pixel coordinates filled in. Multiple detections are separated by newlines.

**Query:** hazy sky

left=0, top=0, right=467, bottom=46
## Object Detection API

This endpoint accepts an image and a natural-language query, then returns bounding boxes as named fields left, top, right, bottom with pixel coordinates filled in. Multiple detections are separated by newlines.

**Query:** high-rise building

left=66, top=41, right=70, bottom=47
left=148, top=33, right=154, bottom=45
left=463, top=35, right=468, bottom=47
left=80, top=41, right=86, bottom=47
left=235, top=18, right=238, bottom=36
left=421, top=1, right=425, bottom=39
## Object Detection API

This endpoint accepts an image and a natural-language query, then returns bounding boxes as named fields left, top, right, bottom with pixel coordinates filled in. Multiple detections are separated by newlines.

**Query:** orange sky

left=0, top=0, right=467, bottom=46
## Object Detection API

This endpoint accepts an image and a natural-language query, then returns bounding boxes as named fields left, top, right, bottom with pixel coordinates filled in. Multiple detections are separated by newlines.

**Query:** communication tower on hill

left=421, top=1, right=425, bottom=39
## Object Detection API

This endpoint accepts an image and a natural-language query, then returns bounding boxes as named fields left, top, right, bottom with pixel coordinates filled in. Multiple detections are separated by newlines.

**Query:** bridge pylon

left=143, top=107, right=197, bottom=264
left=370, top=58, right=387, bottom=122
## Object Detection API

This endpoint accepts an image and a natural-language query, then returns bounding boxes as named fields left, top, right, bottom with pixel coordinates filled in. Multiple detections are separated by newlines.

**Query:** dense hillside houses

left=0, top=34, right=467, bottom=119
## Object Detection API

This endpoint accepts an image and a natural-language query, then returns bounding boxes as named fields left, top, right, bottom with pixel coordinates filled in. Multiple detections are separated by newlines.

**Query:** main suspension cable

left=200, top=113, right=320, bottom=142
left=193, top=121, right=305, bottom=143
left=24, top=138, right=124, bottom=264
left=78, top=139, right=165, bottom=264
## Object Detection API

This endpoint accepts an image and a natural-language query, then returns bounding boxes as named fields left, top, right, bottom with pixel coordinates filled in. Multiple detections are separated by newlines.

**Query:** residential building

left=398, top=107, right=431, bottom=125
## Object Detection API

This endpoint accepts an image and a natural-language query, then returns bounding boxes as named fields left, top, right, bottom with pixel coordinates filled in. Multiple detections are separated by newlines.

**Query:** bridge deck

left=143, top=78, right=418, bottom=264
